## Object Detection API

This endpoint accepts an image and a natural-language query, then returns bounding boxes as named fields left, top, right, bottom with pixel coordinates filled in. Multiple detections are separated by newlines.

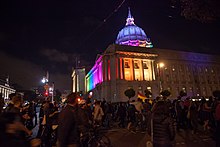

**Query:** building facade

left=84, top=9, right=220, bottom=102
left=0, top=78, right=16, bottom=100
left=72, top=67, right=86, bottom=94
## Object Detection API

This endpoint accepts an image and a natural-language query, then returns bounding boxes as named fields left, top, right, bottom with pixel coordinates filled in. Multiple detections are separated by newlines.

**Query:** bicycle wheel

left=96, top=135, right=111, bottom=147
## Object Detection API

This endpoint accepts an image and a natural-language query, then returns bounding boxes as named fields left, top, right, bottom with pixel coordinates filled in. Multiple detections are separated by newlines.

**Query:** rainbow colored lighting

left=86, top=56, right=103, bottom=91
left=120, top=40, right=153, bottom=48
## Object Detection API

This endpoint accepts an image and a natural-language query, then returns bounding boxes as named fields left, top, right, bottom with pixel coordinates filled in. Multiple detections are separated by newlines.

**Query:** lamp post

left=157, top=62, right=164, bottom=94
left=42, top=76, right=49, bottom=100
left=41, top=71, right=54, bottom=102
left=49, top=82, right=54, bottom=103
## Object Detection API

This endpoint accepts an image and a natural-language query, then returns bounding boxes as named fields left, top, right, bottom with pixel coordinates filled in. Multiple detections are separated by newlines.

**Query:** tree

left=124, top=88, right=135, bottom=100
left=171, top=0, right=220, bottom=23
left=144, top=89, right=152, bottom=98
left=213, top=90, right=220, bottom=98
left=160, top=90, right=171, bottom=98
left=179, top=90, right=187, bottom=98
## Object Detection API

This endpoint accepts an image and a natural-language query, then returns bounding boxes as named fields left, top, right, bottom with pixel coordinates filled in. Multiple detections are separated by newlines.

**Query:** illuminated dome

left=115, top=8, right=153, bottom=48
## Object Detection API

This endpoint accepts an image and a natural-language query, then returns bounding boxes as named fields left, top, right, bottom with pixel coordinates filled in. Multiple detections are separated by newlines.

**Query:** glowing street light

left=159, top=62, right=164, bottom=68
left=41, top=76, right=48, bottom=84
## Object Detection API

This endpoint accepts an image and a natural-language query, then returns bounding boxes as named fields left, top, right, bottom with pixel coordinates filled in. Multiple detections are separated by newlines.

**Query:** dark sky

left=0, top=0, right=219, bottom=91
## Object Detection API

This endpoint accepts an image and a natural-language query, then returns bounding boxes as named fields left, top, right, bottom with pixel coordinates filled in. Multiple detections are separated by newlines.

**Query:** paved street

left=106, top=128, right=216, bottom=147
left=32, top=106, right=216, bottom=147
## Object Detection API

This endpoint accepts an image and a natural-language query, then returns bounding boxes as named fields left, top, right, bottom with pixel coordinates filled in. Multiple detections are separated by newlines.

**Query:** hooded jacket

left=148, top=114, right=175, bottom=146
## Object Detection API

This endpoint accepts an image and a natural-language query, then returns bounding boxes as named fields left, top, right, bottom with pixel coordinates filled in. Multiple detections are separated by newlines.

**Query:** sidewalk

left=106, top=127, right=216, bottom=147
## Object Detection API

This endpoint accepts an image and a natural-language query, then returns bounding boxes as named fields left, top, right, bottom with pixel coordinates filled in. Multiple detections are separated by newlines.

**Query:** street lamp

left=41, top=76, right=48, bottom=84
left=159, top=63, right=164, bottom=68
left=49, top=82, right=55, bottom=103
left=41, top=72, right=55, bottom=102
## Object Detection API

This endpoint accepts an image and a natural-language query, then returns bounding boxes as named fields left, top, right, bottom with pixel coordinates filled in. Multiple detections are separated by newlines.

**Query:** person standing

left=0, top=94, right=4, bottom=114
left=57, top=93, right=79, bottom=147
left=117, top=102, right=126, bottom=128
left=148, top=100, right=175, bottom=147
left=215, top=97, right=220, bottom=147
left=93, top=101, right=104, bottom=126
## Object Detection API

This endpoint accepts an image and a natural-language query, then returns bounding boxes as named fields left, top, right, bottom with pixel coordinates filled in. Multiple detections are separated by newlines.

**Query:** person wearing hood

left=148, top=100, right=175, bottom=147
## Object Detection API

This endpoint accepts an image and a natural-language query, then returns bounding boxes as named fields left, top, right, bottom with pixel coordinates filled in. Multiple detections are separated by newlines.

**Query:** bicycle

left=80, top=125, right=111, bottom=147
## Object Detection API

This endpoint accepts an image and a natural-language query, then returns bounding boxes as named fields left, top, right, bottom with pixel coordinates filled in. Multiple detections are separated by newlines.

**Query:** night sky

left=0, top=0, right=219, bottom=91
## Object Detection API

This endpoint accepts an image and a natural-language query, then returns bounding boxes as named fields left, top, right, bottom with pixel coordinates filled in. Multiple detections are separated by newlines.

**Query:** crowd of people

left=0, top=92, right=220, bottom=147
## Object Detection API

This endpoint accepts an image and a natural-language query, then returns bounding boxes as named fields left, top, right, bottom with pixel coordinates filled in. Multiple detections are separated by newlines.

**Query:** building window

left=134, top=61, right=139, bottom=69
left=143, top=62, right=148, bottom=69
left=134, top=60, right=141, bottom=81
left=143, top=61, right=150, bottom=81
left=124, top=61, right=130, bottom=68
left=124, top=59, right=132, bottom=80
left=179, top=65, right=183, bottom=72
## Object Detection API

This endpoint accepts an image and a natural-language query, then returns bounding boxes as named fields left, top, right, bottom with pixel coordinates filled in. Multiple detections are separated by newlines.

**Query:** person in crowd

left=148, top=100, right=175, bottom=147
left=183, top=97, right=191, bottom=129
left=207, top=96, right=216, bottom=131
left=77, top=99, right=90, bottom=134
left=215, top=96, right=220, bottom=147
left=142, top=99, right=152, bottom=131
left=93, top=101, right=104, bottom=126
left=48, top=102, right=59, bottom=147
left=174, top=96, right=185, bottom=130
left=0, top=112, right=31, bottom=147
left=101, top=100, right=107, bottom=125
left=0, top=93, right=4, bottom=114
left=4, top=94, right=32, bottom=137
left=188, top=100, right=199, bottom=134
left=84, top=101, right=93, bottom=123
left=134, top=98, right=144, bottom=130
left=77, top=99, right=91, bottom=147
left=127, top=100, right=137, bottom=131
left=57, top=92, right=80, bottom=147
left=32, top=101, right=38, bottom=127
left=199, top=97, right=212, bottom=131
left=36, top=101, right=46, bottom=138
left=41, top=102, right=58, bottom=147
left=117, top=102, right=126, bottom=128
left=103, top=101, right=113, bottom=128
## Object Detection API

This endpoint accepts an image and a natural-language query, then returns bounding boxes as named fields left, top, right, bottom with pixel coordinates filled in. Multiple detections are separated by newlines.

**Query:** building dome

left=115, top=8, right=153, bottom=48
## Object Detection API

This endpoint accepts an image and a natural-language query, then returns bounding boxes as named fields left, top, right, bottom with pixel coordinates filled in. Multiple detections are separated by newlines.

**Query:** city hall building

left=75, top=9, right=220, bottom=102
